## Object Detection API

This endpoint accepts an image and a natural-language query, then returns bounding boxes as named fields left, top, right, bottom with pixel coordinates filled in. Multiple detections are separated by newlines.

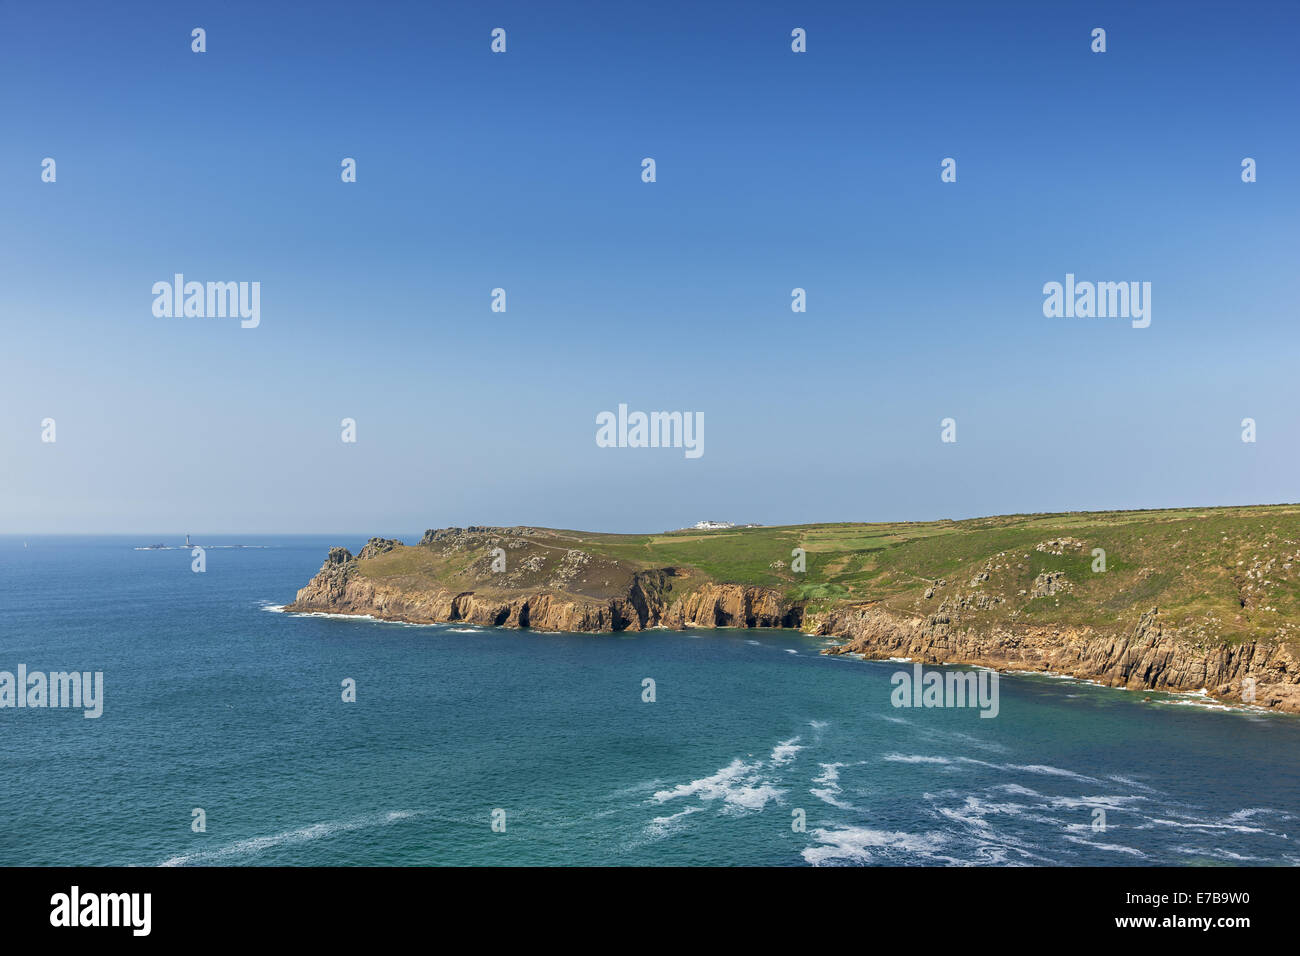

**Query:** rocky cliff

left=285, top=521, right=1300, bottom=714
left=286, top=537, right=804, bottom=633
left=810, top=603, right=1300, bottom=713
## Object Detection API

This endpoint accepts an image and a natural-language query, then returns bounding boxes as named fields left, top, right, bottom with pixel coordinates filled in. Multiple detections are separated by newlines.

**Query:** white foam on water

left=1153, top=697, right=1265, bottom=714
left=918, top=792, right=1063, bottom=865
left=1045, top=793, right=1148, bottom=811
left=1107, top=774, right=1159, bottom=793
left=724, top=783, right=784, bottom=811
left=650, top=731, right=815, bottom=816
left=769, top=737, right=803, bottom=766
left=809, top=762, right=855, bottom=809
left=1172, top=846, right=1263, bottom=863
left=1045, top=790, right=1149, bottom=806
left=882, top=753, right=1103, bottom=787
left=812, top=763, right=844, bottom=785
left=810, top=790, right=854, bottom=810
left=1005, top=670, right=1108, bottom=688
left=1146, top=817, right=1268, bottom=834
left=947, top=795, right=1030, bottom=825
left=882, top=753, right=952, bottom=765
left=959, top=756, right=1101, bottom=783
left=609, top=779, right=667, bottom=799
left=159, top=810, right=421, bottom=866
left=802, top=826, right=948, bottom=866
left=644, top=805, right=706, bottom=840
left=279, top=609, right=440, bottom=627
left=920, top=728, right=1009, bottom=754
left=1008, top=763, right=1102, bottom=783
left=992, top=783, right=1042, bottom=798
left=1063, top=835, right=1145, bottom=857
left=1226, top=807, right=1293, bottom=823
left=912, top=762, right=1286, bottom=867
left=650, top=757, right=784, bottom=812
left=287, top=610, right=379, bottom=621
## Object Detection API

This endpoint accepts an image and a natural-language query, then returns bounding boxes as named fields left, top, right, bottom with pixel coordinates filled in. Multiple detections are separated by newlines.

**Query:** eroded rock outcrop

left=286, top=551, right=803, bottom=634
left=667, top=584, right=804, bottom=629
left=811, top=603, right=1300, bottom=712
left=357, top=537, right=401, bottom=560
left=285, top=540, right=1299, bottom=713
left=1031, top=571, right=1072, bottom=598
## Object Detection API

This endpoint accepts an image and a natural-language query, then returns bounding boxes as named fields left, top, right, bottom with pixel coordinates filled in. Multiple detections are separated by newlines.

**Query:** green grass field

left=355, top=505, right=1300, bottom=646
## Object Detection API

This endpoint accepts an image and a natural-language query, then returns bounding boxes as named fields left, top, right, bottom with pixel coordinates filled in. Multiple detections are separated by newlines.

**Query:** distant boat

left=185, top=534, right=192, bottom=547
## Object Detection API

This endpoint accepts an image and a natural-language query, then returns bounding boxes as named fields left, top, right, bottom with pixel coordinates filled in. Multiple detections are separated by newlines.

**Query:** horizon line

left=5, top=500, right=1299, bottom=539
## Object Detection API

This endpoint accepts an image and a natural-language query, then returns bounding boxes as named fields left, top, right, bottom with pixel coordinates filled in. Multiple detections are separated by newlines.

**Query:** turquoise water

left=2, top=535, right=1297, bottom=866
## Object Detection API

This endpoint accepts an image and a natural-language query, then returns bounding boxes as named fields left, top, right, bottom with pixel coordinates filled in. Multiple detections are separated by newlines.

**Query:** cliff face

left=284, top=531, right=1300, bottom=714
left=810, top=603, right=1300, bottom=713
left=286, top=544, right=803, bottom=633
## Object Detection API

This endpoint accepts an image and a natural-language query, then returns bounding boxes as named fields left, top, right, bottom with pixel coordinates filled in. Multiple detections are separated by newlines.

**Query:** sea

left=2, top=535, right=1297, bottom=866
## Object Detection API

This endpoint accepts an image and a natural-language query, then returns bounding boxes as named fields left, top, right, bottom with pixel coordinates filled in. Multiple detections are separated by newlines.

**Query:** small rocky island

left=286, top=509, right=1300, bottom=713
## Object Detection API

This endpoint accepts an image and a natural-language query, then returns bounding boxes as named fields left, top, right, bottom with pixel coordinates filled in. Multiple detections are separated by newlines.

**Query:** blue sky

left=2, top=0, right=1297, bottom=534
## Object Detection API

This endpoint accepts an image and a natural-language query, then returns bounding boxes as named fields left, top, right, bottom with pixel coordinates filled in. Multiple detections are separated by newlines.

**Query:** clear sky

left=2, top=0, right=1297, bottom=534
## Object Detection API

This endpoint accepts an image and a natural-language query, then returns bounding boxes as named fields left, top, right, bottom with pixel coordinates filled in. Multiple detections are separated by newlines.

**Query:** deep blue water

left=1, top=535, right=1297, bottom=866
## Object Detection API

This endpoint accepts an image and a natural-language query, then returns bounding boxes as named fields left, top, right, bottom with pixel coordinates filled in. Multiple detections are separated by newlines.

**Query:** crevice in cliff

left=449, top=592, right=473, bottom=622
left=627, top=571, right=660, bottom=630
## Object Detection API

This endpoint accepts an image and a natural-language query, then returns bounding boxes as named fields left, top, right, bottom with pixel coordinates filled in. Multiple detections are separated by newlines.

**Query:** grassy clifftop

left=353, top=505, right=1300, bottom=648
